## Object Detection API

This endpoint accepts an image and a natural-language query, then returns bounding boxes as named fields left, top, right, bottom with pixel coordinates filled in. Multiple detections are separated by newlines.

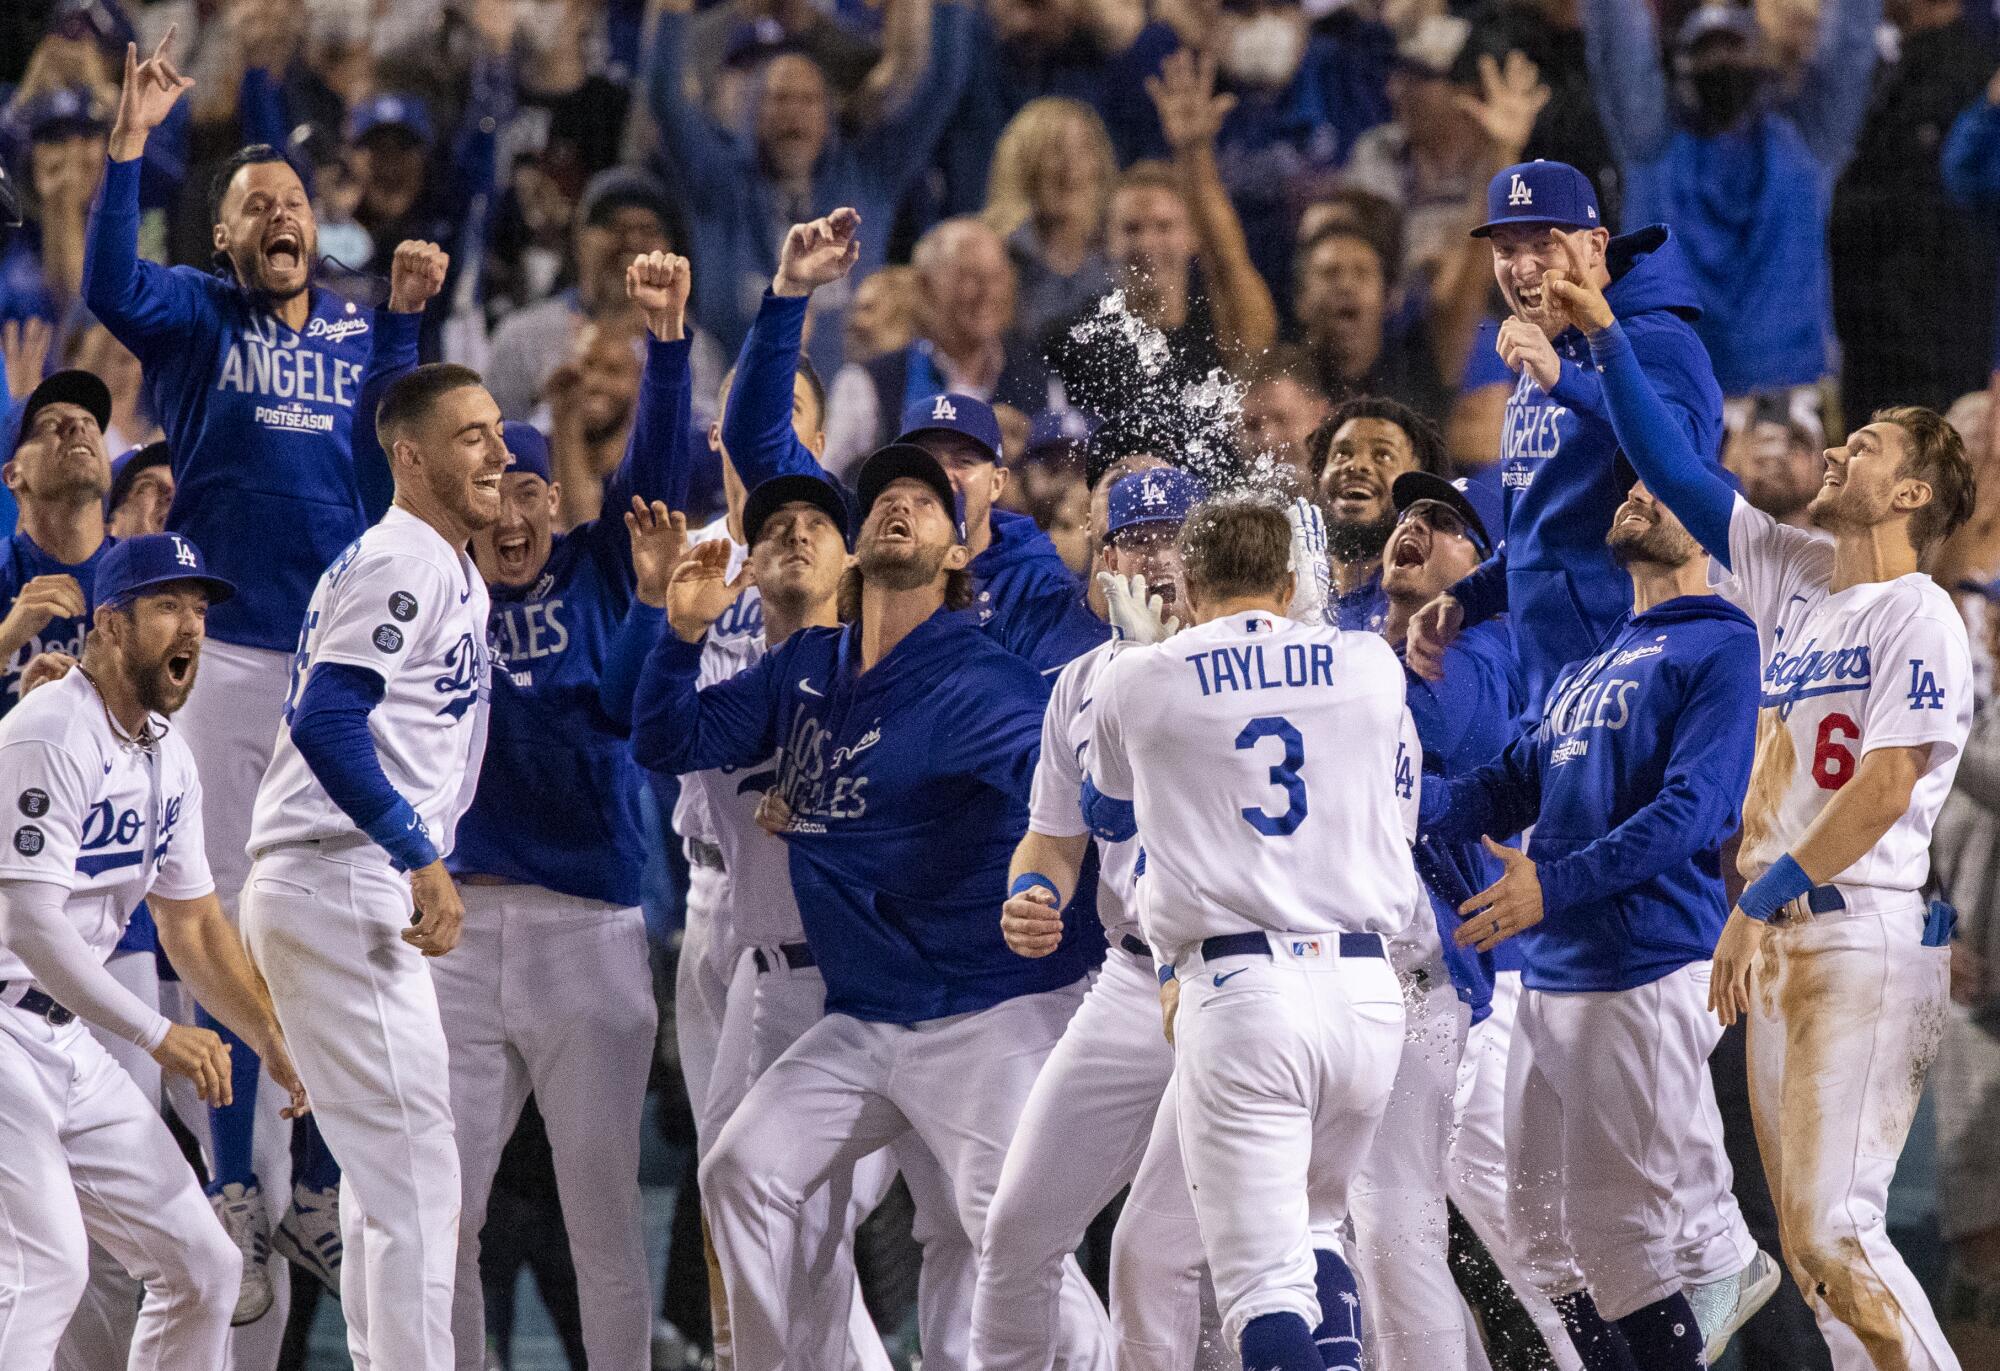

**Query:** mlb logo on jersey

left=1289, top=938, right=1323, bottom=959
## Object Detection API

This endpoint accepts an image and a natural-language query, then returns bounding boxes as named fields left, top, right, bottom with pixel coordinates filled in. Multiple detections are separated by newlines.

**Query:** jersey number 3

left=1237, top=716, right=1307, bottom=836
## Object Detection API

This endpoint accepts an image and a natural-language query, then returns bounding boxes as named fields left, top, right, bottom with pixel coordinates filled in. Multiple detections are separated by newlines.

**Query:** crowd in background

left=9, top=0, right=2000, bottom=1368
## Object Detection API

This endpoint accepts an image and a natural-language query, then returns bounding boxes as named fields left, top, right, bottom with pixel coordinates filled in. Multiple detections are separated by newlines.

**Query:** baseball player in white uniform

left=973, top=466, right=1204, bottom=1371
left=1549, top=244, right=1974, bottom=1370
left=0, top=533, right=309, bottom=1367
left=1084, top=494, right=1422, bottom=1371
left=240, top=363, right=502, bottom=1371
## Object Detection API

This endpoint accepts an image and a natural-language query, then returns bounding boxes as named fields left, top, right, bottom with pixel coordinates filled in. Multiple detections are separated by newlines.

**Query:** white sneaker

left=271, top=1181, right=342, bottom=1294
left=209, top=1180, right=273, bottom=1325
left=1693, top=1248, right=1783, bottom=1364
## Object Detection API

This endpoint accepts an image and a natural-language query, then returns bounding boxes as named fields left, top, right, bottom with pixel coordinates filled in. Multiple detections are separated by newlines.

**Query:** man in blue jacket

left=1424, top=481, right=1772, bottom=1370
left=632, top=443, right=1108, bottom=1371
left=1583, top=0, right=1877, bottom=399
left=1410, top=159, right=1723, bottom=717
left=81, top=36, right=442, bottom=1339
left=722, top=208, right=1110, bottom=674
left=368, top=251, right=696, bottom=1371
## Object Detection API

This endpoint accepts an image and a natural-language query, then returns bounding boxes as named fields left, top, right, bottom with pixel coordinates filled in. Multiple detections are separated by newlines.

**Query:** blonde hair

left=982, top=98, right=1117, bottom=239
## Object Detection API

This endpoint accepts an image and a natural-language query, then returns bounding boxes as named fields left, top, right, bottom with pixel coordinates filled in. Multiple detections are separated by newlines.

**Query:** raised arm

left=722, top=211, right=860, bottom=489
left=84, top=32, right=204, bottom=349
left=853, top=0, right=936, bottom=126
left=1783, top=0, right=1881, bottom=172
left=1418, top=722, right=1543, bottom=850
left=631, top=540, right=778, bottom=774
left=853, top=1, right=975, bottom=193
left=353, top=241, right=452, bottom=522
left=601, top=500, right=689, bottom=728
left=1582, top=0, right=1674, bottom=166
left=1145, top=50, right=1277, bottom=366
left=645, top=0, right=744, bottom=187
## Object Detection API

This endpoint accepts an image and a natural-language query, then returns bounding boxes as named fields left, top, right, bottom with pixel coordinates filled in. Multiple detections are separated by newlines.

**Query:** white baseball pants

left=431, top=883, right=657, bottom=1371
left=699, top=980, right=1109, bottom=1371
left=1110, top=1073, right=1207, bottom=1371
left=241, top=840, right=460, bottom=1371
left=0, top=1003, right=241, bottom=1370
left=1174, top=936, right=1405, bottom=1347
left=677, top=855, right=738, bottom=1155
left=973, top=946, right=1173, bottom=1371
left=174, top=638, right=298, bottom=1371
left=1349, top=966, right=1471, bottom=1370
left=1504, top=962, right=1740, bottom=1321
left=1748, top=899, right=1960, bottom=1371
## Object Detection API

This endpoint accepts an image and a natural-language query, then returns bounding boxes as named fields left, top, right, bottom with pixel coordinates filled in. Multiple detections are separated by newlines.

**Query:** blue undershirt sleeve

left=289, top=662, right=439, bottom=871
left=1586, top=323, right=1737, bottom=566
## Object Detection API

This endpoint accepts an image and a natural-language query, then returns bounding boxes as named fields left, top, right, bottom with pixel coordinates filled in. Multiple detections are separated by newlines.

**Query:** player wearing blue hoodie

left=631, top=443, right=1109, bottom=1371
left=723, top=209, right=1109, bottom=674
left=1409, top=162, right=1724, bottom=718
left=1423, top=483, right=1769, bottom=1370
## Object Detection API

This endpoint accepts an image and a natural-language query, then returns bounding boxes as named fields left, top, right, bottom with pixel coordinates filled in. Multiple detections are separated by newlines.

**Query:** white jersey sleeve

left=1085, top=651, right=1137, bottom=805
left=1028, top=649, right=1096, bottom=838
left=1859, top=599, right=1973, bottom=777
left=0, top=737, right=93, bottom=887
left=312, top=550, right=460, bottom=680
left=1398, top=706, right=1421, bottom=844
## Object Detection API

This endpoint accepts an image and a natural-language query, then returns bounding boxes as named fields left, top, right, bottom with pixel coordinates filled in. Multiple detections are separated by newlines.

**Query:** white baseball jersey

left=0, top=670, right=212, bottom=983
left=1088, top=610, right=1423, bottom=962
left=1714, top=497, right=1972, bottom=891
left=249, top=505, right=493, bottom=861
left=671, top=517, right=765, bottom=851
left=1027, top=640, right=1140, bottom=941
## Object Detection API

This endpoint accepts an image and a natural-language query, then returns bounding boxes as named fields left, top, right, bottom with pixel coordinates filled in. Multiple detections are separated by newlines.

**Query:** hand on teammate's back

left=667, top=540, right=754, bottom=643
left=150, top=1022, right=233, bottom=1105
left=387, top=240, right=451, bottom=314
left=18, top=652, right=76, bottom=696
left=626, top=497, right=691, bottom=608
left=403, top=860, right=464, bottom=957
left=1000, top=884, right=1064, bottom=958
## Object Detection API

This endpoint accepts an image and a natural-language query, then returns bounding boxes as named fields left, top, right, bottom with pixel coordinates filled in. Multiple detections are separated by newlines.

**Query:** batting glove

left=1286, top=496, right=1330, bottom=626
left=1099, top=571, right=1179, bottom=649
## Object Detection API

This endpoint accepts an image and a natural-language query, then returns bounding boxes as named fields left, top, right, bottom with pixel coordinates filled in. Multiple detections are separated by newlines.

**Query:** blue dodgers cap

left=501, top=422, right=551, bottom=482
left=94, top=533, right=235, bottom=607
left=1106, top=467, right=1204, bottom=539
left=897, top=393, right=1004, bottom=465
left=743, top=473, right=854, bottom=550
left=346, top=92, right=435, bottom=149
left=1392, top=470, right=1493, bottom=556
left=855, top=443, right=967, bottom=543
left=1471, top=160, right=1600, bottom=238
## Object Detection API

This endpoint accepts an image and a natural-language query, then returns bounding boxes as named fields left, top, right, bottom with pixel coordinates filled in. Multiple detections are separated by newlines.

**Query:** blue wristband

left=1738, top=853, right=1812, bottom=923
left=1010, top=871, right=1059, bottom=900
left=1158, top=964, right=1176, bottom=986
left=366, top=798, right=440, bottom=874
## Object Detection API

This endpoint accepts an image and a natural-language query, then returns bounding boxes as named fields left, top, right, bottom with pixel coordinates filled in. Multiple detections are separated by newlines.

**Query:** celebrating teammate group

left=0, top=24, right=1979, bottom=1371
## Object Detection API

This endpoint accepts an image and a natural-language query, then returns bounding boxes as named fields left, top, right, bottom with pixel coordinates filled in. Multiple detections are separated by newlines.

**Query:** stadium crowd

left=4, top=0, right=2000, bottom=1369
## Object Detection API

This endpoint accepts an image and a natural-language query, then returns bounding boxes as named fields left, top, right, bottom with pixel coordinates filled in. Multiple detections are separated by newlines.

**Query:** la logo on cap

left=1507, top=173, right=1533, bottom=207
left=932, top=396, right=957, bottom=421
left=171, top=536, right=196, bottom=569
left=1140, top=474, right=1167, bottom=508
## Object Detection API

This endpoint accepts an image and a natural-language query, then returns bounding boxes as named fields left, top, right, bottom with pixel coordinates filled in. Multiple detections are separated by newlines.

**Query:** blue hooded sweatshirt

left=631, top=606, right=1099, bottom=1022
left=83, top=157, right=389, bottom=653
left=722, top=291, right=1109, bottom=674
left=1451, top=225, right=1723, bottom=716
left=1421, top=595, right=1759, bottom=993
left=1405, top=617, right=1524, bottom=1020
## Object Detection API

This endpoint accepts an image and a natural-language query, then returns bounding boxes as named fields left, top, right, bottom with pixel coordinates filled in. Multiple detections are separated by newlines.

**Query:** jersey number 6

left=1237, top=715, right=1307, bottom=837
left=1811, top=712, right=1859, bottom=791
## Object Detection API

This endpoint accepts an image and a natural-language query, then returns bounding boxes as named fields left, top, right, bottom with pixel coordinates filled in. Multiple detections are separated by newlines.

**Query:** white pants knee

left=1505, top=963, right=1729, bottom=1321
left=1174, top=938, right=1405, bottom=1347
left=432, top=883, right=658, bottom=1371
left=699, top=981, right=1101, bottom=1371
left=0, top=1008, right=240, bottom=1370
left=1749, top=902, right=1960, bottom=1371
left=973, top=948, right=1172, bottom=1371
left=1350, top=968, right=1470, bottom=1370
left=242, top=841, right=460, bottom=1371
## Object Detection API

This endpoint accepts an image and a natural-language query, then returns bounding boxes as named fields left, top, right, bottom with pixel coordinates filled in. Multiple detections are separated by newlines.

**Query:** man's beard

left=1608, top=520, right=1699, bottom=570
left=133, top=652, right=198, bottom=717
left=1327, top=512, right=1396, bottom=567
left=857, top=539, right=950, bottom=591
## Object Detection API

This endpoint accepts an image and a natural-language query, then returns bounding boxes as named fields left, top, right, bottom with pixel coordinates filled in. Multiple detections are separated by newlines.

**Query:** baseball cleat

left=1693, top=1247, right=1782, bottom=1364
left=208, top=1179, right=274, bottom=1325
left=271, top=1180, right=343, bottom=1294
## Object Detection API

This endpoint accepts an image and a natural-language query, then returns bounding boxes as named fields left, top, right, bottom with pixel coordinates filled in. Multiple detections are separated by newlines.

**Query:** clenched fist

left=387, top=240, right=450, bottom=314
left=627, top=251, right=692, bottom=341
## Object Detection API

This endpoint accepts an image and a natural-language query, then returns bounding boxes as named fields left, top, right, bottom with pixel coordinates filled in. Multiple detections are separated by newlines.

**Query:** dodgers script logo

left=1759, top=633, right=1872, bottom=717
left=434, top=632, right=487, bottom=719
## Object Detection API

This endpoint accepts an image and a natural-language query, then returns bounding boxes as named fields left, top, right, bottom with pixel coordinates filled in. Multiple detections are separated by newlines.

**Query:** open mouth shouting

left=876, top=512, right=915, bottom=544
left=165, top=647, right=197, bottom=689
left=492, top=527, right=533, bottom=580
left=1390, top=529, right=1428, bottom=569
left=263, top=225, right=306, bottom=278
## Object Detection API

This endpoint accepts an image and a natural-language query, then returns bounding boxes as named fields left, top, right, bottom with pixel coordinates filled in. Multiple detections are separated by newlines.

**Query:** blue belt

left=753, top=942, right=816, bottom=973
left=1805, top=886, right=1845, bottom=915
left=0, top=982, right=75, bottom=1026
left=1199, top=931, right=1384, bottom=961
left=1119, top=934, right=1150, bottom=959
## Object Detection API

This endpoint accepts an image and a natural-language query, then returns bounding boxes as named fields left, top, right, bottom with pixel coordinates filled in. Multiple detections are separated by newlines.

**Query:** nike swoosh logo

left=459, top=586, right=471, bottom=604
left=1213, top=968, right=1246, bottom=987
left=799, top=679, right=824, bottom=697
